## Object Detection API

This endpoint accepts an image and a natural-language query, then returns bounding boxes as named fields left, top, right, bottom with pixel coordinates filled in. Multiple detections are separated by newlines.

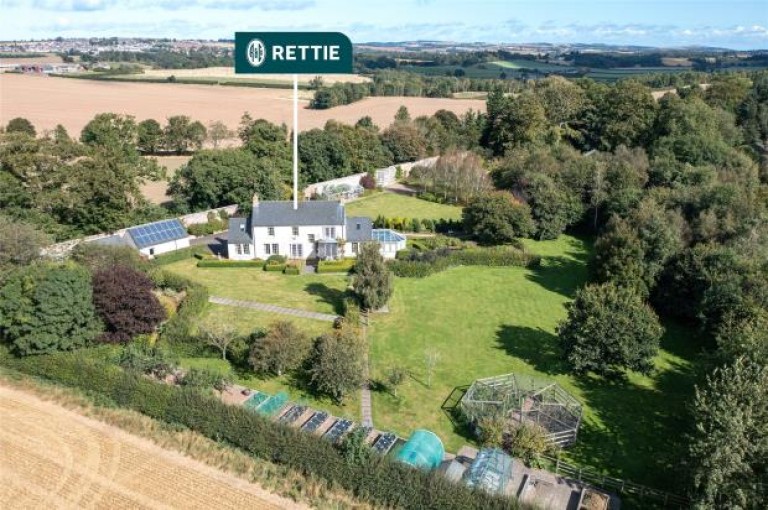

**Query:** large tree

left=307, top=327, right=366, bottom=404
left=248, top=321, right=311, bottom=376
left=0, top=215, right=51, bottom=272
left=381, top=123, right=427, bottom=163
left=92, top=265, right=166, bottom=343
left=169, top=149, right=284, bottom=211
left=0, top=263, right=101, bottom=355
left=6, top=117, right=36, bottom=137
left=137, top=118, right=163, bottom=154
left=164, top=115, right=207, bottom=154
left=462, top=191, right=534, bottom=244
left=689, top=357, right=767, bottom=510
left=353, top=242, right=394, bottom=311
left=558, top=282, right=663, bottom=378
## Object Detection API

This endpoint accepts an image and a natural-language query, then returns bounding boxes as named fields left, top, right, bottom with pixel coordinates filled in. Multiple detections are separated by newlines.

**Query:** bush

left=389, top=246, right=540, bottom=278
left=318, top=259, right=356, bottom=273
left=197, top=259, right=263, bottom=268
left=264, top=263, right=287, bottom=272
left=267, top=254, right=287, bottom=263
left=284, top=265, right=301, bottom=275
left=1, top=352, right=520, bottom=510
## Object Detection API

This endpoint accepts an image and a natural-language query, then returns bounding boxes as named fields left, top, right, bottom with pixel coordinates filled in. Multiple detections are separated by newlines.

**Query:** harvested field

left=142, top=67, right=370, bottom=84
left=141, top=155, right=191, bottom=204
left=0, top=73, right=485, bottom=136
left=0, top=384, right=305, bottom=510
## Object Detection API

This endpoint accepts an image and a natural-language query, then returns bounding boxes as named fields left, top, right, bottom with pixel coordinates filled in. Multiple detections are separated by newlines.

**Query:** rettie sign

left=234, top=32, right=353, bottom=74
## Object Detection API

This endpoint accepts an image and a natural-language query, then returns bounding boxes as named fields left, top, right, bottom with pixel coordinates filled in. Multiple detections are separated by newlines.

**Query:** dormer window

left=356, top=223, right=361, bottom=230
left=268, top=227, right=275, bottom=236
left=292, top=226, right=299, bottom=236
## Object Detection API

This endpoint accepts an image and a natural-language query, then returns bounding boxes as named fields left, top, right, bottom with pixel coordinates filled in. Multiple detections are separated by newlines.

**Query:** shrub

left=179, top=367, right=231, bottom=392
left=264, top=263, right=286, bottom=272
left=249, top=321, right=311, bottom=376
left=197, top=259, right=263, bottom=268
left=267, top=254, right=287, bottom=263
left=318, top=259, right=355, bottom=273
left=396, top=249, right=412, bottom=260
left=342, top=295, right=362, bottom=326
left=284, top=265, right=301, bottom=275
left=360, top=173, right=377, bottom=189
left=389, top=246, right=539, bottom=278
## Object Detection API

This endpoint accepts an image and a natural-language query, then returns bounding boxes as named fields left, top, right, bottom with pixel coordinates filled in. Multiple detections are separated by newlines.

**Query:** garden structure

left=459, top=373, right=583, bottom=447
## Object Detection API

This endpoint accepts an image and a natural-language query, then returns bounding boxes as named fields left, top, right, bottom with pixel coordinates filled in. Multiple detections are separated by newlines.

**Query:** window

left=264, top=244, right=271, bottom=255
left=272, top=243, right=279, bottom=255
left=325, top=227, right=336, bottom=238
left=290, top=244, right=304, bottom=258
left=236, top=244, right=243, bottom=255
left=243, top=243, right=251, bottom=255
left=352, top=242, right=359, bottom=254
left=292, top=226, right=299, bottom=236
left=308, top=234, right=315, bottom=243
left=267, top=227, right=275, bottom=236
left=149, top=248, right=155, bottom=256
left=239, top=223, right=245, bottom=232
left=356, top=223, right=361, bottom=231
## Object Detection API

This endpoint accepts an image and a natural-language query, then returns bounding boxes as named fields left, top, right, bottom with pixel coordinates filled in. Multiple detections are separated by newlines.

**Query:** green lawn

left=204, top=304, right=332, bottom=337
left=368, top=235, right=701, bottom=491
left=164, top=258, right=350, bottom=314
left=345, top=192, right=462, bottom=221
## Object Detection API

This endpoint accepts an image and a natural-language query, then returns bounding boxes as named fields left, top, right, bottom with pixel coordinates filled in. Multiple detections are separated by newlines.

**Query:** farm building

left=460, top=373, right=583, bottom=447
left=88, top=218, right=190, bottom=258
left=227, top=195, right=406, bottom=261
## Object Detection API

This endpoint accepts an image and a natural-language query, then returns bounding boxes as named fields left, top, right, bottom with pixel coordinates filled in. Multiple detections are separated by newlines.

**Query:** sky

left=0, top=0, right=766, bottom=50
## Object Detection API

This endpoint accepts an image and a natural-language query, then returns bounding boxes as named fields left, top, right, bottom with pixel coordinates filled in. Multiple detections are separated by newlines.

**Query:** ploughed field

left=0, top=384, right=305, bottom=510
left=0, top=73, right=485, bottom=135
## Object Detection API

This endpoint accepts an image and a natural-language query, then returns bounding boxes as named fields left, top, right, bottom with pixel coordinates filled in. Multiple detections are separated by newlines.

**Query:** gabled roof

left=227, top=217, right=252, bottom=243
left=346, top=216, right=372, bottom=242
left=126, top=218, right=187, bottom=249
left=251, top=200, right=344, bottom=227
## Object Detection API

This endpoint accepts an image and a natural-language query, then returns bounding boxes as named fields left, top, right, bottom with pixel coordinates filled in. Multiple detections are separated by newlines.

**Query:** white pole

left=293, top=74, right=298, bottom=210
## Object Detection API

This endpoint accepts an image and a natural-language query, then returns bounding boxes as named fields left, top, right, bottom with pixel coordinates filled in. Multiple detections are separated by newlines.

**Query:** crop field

left=141, top=67, right=371, bottom=84
left=0, top=73, right=485, bottom=136
left=0, top=384, right=304, bottom=510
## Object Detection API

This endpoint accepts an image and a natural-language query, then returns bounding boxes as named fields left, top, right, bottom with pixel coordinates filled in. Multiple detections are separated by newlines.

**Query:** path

left=209, top=296, right=338, bottom=322
left=360, top=312, right=374, bottom=427
left=0, top=384, right=307, bottom=510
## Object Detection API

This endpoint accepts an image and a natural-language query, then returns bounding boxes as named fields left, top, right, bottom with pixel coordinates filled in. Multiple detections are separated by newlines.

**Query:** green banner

left=234, top=32, right=353, bottom=74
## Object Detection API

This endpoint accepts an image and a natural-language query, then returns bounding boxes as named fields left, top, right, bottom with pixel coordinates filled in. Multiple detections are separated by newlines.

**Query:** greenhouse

left=459, top=373, right=583, bottom=447
left=394, top=429, right=445, bottom=470
left=464, top=448, right=513, bottom=495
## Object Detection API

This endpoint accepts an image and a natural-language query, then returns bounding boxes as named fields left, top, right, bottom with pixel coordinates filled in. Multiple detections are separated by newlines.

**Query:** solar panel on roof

left=127, top=219, right=187, bottom=248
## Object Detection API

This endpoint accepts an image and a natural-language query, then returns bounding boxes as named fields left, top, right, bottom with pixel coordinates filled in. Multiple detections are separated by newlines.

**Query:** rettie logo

left=246, top=39, right=266, bottom=67
left=235, top=32, right=353, bottom=74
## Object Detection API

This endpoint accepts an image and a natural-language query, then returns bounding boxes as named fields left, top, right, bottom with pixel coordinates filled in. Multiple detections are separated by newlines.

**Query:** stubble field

left=0, top=384, right=305, bottom=510
left=0, top=73, right=485, bottom=135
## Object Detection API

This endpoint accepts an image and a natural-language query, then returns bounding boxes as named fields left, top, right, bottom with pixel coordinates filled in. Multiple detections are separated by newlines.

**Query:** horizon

left=0, top=1, right=766, bottom=51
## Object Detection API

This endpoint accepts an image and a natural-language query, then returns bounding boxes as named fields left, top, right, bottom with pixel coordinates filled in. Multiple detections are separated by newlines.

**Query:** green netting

left=243, top=391, right=269, bottom=411
left=464, top=448, right=513, bottom=494
left=257, top=392, right=289, bottom=417
left=394, top=429, right=445, bottom=470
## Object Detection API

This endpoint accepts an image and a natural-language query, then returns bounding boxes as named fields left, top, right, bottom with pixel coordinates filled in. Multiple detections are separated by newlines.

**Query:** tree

left=70, top=242, right=147, bottom=274
left=386, top=366, right=406, bottom=397
left=164, top=115, right=207, bottom=154
left=558, top=282, right=663, bottom=378
left=92, top=265, right=166, bottom=343
left=353, top=242, right=393, bottom=311
left=248, top=321, right=311, bottom=376
left=298, top=128, right=350, bottom=184
left=169, top=149, right=283, bottom=211
left=360, top=173, right=376, bottom=190
left=394, top=105, right=411, bottom=124
left=462, top=191, right=534, bottom=244
left=0, top=215, right=51, bottom=271
left=137, top=118, right=163, bottom=153
left=0, top=263, right=101, bottom=355
left=80, top=113, right=138, bottom=151
left=307, top=327, right=366, bottom=404
left=504, top=422, right=553, bottom=465
left=6, top=117, right=36, bottom=137
left=598, top=80, right=657, bottom=150
left=525, top=174, right=583, bottom=240
left=207, top=120, right=231, bottom=149
left=688, top=357, right=767, bottom=509
left=381, top=123, right=427, bottom=163
left=487, top=90, right=547, bottom=153
left=198, top=320, right=238, bottom=361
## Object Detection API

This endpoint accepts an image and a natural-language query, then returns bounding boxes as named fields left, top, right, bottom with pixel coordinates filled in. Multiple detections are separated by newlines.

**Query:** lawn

left=164, top=258, right=350, bottom=315
left=204, top=304, right=332, bottom=337
left=368, top=234, right=701, bottom=491
left=345, top=192, right=462, bottom=221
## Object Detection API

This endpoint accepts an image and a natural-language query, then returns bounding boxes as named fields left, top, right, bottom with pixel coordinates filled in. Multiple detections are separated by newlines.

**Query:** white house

left=89, top=218, right=190, bottom=258
left=227, top=195, right=405, bottom=261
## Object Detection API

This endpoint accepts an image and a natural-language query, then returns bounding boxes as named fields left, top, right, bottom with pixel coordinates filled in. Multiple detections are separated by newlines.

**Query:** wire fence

left=541, top=454, right=690, bottom=508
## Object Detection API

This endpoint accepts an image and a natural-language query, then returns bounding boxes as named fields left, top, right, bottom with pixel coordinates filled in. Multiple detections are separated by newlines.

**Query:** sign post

left=234, top=32, right=353, bottom=209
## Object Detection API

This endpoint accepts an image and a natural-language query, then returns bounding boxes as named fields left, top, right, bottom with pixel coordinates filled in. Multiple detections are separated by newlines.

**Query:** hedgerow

left=196, top=259, right=264, bottom=268
left=1, top=352, right=523, bottom=510
left=389, top=246, right=540, bottom=278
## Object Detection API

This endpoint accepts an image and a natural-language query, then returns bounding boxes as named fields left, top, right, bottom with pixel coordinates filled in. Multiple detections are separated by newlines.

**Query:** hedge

left=284, top=265, right=301, bottom=275
left=197, top=260, right=264, bottom=268
left=149, top=269, right=209, bottom=351
left=151, top=245, right=211, bottom=266
left=389, top=247, right=540, bottom=278
left=318, top=259, right=356, bottom=274
left=1, top=352, right=522, bottom=510
left=264, top=263, right=287, bottom=272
